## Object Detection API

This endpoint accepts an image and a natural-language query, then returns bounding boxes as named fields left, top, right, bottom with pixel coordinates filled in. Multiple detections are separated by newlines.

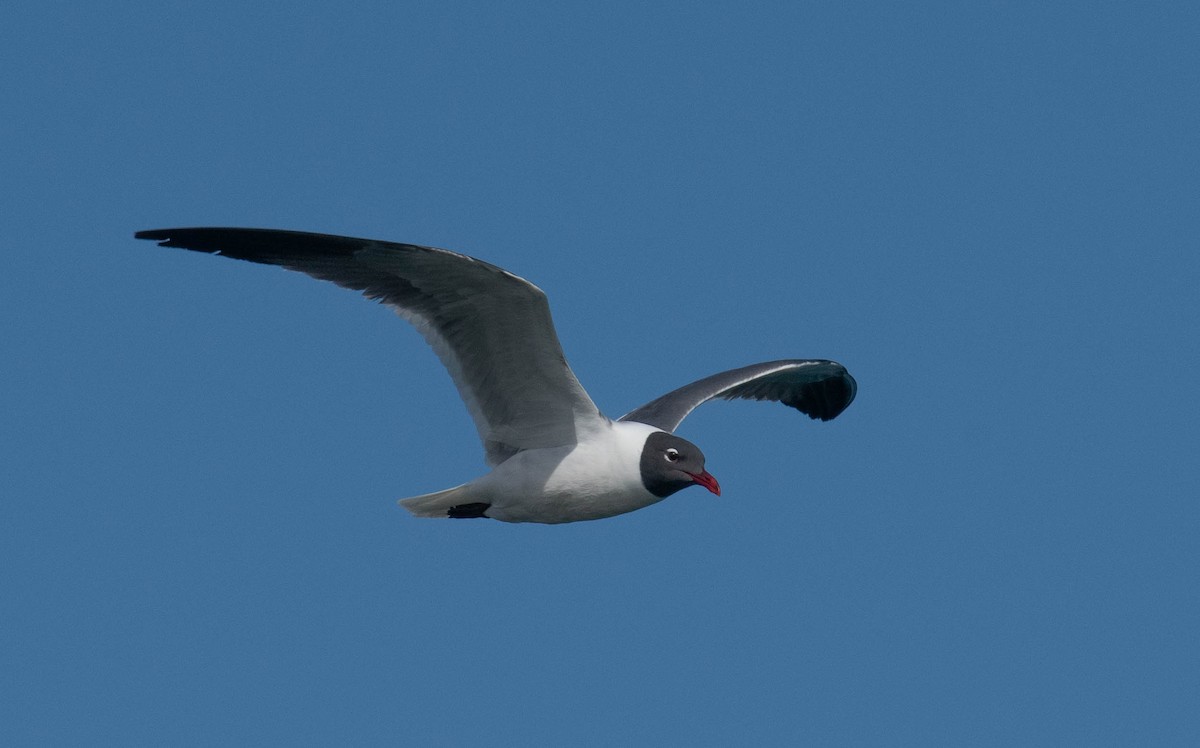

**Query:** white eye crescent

left=665, top=448, right=680, bottom=462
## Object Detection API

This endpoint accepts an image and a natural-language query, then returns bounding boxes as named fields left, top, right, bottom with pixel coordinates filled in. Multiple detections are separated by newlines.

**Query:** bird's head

left=639, top=431, right=721, bottom=498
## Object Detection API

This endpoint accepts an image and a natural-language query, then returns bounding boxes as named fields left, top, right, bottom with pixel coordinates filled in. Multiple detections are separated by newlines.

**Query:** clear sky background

left=3, top=2, right=1198, bottom=745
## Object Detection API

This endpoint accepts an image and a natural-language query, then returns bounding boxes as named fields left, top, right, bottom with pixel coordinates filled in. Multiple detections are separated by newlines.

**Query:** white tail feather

left=398, top=484, right=472, bottom=518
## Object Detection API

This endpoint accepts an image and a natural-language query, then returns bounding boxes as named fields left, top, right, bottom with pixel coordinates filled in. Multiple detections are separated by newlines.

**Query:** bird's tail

left=398, top=483, right=473, bottom=518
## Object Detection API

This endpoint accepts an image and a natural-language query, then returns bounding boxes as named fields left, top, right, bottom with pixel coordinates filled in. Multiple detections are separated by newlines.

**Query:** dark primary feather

left=619, top=360, right=856, bottom=433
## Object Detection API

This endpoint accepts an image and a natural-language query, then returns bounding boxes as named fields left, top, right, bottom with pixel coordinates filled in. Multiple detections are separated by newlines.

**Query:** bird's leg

left=447, top=502, right=491, bottom=519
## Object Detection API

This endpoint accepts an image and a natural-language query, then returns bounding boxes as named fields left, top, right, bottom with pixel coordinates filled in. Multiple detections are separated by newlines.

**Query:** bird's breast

left=482, top=421, right=665, bottom=523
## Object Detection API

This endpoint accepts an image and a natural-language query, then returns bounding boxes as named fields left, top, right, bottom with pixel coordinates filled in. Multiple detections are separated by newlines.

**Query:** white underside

left=399, top=420, right=666, bottom=524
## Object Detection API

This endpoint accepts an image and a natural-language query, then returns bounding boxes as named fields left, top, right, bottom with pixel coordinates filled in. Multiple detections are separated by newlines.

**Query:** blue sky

left=3, top=1, right=1198, bottom=744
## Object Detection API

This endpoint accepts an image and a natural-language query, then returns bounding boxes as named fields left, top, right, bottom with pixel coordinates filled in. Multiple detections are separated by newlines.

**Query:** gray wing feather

left=136, top=228, right=602, bottom=465
left=618, top=360, right=856, bottom=433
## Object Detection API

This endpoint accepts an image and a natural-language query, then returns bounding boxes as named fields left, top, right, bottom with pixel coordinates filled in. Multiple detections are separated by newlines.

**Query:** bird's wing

left=618, top=360, right=856, bottom=433
left=136, top=228, right=603, bottom=465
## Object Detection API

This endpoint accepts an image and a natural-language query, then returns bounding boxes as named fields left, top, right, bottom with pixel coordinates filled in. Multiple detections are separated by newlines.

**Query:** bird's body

left=404, top=420, right=664, bottom=523
left=135, top=227, right=856, bottom=524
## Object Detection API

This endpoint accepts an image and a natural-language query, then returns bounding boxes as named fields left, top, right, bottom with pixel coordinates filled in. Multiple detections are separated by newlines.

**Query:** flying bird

left=135, top=228, right=856, bottom=524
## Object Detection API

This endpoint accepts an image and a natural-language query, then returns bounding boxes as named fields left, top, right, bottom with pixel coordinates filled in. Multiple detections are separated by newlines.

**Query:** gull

left=136, top=228, right=856, bottom=523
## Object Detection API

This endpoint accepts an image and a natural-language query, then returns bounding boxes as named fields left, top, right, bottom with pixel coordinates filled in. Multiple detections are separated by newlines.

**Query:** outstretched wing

left=618, top=360, right=856, bottom=433
left=136, top=228, right=603, bottom=465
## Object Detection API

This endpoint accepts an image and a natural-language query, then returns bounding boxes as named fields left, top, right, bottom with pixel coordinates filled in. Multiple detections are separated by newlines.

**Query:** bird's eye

left=665, top=448, right=680, bottom=462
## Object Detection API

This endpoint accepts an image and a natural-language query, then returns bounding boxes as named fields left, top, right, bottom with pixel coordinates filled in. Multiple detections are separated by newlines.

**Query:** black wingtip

left=802, top=370, right=857, bottom=421
left=132, top=227, right=374, bottom=263
left=133, top=228, right=225, bottom=253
